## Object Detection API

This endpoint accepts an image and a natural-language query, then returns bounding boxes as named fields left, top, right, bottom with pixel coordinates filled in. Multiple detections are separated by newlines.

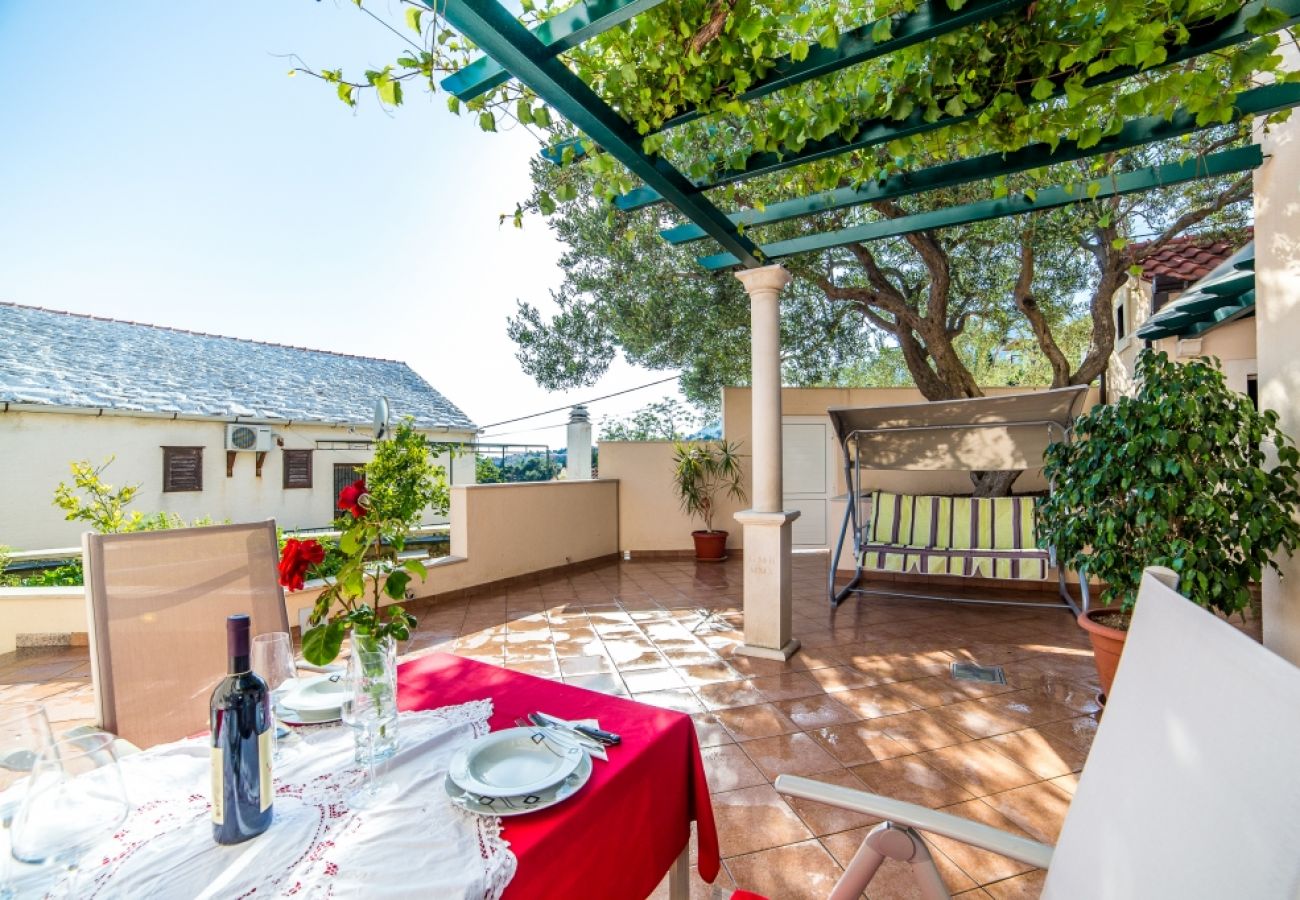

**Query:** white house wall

left=0, top=409, right=476, bottom=550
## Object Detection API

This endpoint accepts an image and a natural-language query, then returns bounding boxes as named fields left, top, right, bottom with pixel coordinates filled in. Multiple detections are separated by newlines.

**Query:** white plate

left=276, top=704, right=341, bottom=727
left=281, top=674, right=348, bottom=715
left=445, top=750, right=592, bottom=817
left=448, top=727, right=584, bottom=798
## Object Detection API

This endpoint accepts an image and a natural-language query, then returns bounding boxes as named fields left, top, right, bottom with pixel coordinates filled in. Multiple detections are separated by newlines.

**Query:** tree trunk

left=970, top=470, right=1022, bottom=497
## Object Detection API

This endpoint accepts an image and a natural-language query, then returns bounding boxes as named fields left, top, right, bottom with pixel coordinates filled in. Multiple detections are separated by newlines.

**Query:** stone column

left=566, top=405, right=592, bottom=480
left=733, top=265, right=800, bottom=661
left=1255, top=44, right=1300, bottom=665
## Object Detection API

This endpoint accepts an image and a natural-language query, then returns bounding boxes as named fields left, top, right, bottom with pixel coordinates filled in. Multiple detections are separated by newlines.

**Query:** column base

left=734, top=639, right=802, bottom=662
left=734, top=509, right=800, bottom=659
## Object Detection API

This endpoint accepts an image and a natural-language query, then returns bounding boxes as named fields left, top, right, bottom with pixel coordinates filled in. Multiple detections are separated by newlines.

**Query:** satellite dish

left=373, top=397, right=391, bottom=441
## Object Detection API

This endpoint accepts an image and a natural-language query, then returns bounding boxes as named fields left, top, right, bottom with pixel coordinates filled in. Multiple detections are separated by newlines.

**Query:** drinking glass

left=252, top=632, right=297, bottom=755
left=340, top=682, right=399, bottom=810
left=10, top=732, right=131, bottom=898
left=0, top=704, right=54, bottom=900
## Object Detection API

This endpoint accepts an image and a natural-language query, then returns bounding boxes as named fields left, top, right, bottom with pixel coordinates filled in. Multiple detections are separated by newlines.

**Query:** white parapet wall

left=0, top=479, right=620, bottom=655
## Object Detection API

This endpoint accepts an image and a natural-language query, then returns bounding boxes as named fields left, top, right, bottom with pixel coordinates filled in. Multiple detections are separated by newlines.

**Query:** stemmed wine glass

left=0, top=703, right=54, bottom=900
left=340, top=671, right=399, bottom=810
left=252, top=632, right=297, bottom=756
left=9, top=732, right=131, bottom=898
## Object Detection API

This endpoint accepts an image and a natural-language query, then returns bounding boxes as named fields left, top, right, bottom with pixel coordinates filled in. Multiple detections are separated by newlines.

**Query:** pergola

left=429, top=0, right=1300, bottom=661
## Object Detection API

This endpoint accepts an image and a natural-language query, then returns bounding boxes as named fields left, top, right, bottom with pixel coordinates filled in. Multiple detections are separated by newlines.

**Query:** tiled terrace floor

left=0, top=555, right=1105, bottom=899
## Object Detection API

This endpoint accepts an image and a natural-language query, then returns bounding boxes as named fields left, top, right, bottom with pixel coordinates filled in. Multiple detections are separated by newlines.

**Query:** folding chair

left=83, top=521, right=289, bottom=748
left=771, top=566, right=1300, bottom=898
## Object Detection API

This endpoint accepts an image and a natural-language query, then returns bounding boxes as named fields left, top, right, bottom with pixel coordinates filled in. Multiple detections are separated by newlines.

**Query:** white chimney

left=566, top=405, right=592, bottom=481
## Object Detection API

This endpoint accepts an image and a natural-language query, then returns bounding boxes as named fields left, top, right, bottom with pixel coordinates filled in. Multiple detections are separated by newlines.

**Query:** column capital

left=734, top=264, right=792, bottom=295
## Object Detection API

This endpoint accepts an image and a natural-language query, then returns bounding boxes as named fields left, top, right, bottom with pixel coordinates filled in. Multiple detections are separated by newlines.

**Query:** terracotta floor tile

left=691, top=712, right=736, bottom=748
left=502, top=658, right=560, bottom=677
left=561, top=672, right=628, bottom=696
left=849, top=754, right=975, bottom=808
left=647, top=863, right=736, bottom=900
left=919, top=741, right=1041, bottom=797
left=694, top=680, right=771, bottom=711
left=982, top=869, right=1047, bottom=899
left=873, top=709, right=974, bottom=754
left=832, top=684, right=923, bottom=720
left=779, top=768, right=884, bottom=836
left=632, top=688, right=708, bottom=715
left=725, top=839, right=844, bottom=900
left=701, top=744, right=769, bottom=792
left=621, top=667, right=688, bottom=693
left=557, top=654, right=613, bottom=676
left=603, top=642, right=668, bottom=670
left=711, top=784, right=814, bottom=857
left=928, top=689, right=1075, bottom=740
left=723, top=653, right=802, bottom=678
left=983, top=726, right=1089, bottom=780
left=659, top=647, right=725, bottom=667
left=1048, top=773, right=1079, bottom=796
left=740, top=732, right=843, bottom=780
left=981, top=780, right=1073, bottom=844
left=822, top=827, right=978, bottom=898
left=714, top=703, right=801, bottom=742
left=801, top=664, right=886, bottom=693
left=676, top=662, right=744, bottom=686
left=770, top=695, right=859, bottom=730
left=922, top=800, right=1038, bottom=885
left=551, top=638, right=607, bottom=659
left=808, top=721, right=912, bottom=767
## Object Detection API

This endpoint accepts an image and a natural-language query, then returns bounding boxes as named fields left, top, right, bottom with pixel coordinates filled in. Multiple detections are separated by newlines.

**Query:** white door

left=782, top=418, right=834, bottom=548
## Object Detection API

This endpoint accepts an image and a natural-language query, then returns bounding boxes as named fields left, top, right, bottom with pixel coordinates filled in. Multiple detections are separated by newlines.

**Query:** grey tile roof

left=0, top=303, right=477, bottom=431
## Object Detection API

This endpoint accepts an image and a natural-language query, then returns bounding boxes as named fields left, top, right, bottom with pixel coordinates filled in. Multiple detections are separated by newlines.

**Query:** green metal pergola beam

left=662, top=82, right=1300, bottom=245
left=434, top=0, right=763, bottom=268
left=442, top=0, right=668, bottom=101
left=539, top=0, right=1032, bottom=165
left=698, top=144, right=1262, bottom=270
left=613, top=0, right=1300, bottom=210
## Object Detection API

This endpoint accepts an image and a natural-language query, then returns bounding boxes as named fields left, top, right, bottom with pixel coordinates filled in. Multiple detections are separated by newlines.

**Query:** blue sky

left=0, top=1, right=680, bottom=446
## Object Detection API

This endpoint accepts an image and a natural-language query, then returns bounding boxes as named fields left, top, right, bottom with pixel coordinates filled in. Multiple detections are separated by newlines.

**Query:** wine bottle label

left=211, top=747, right=224, bottom=825
left=259, top=728, right=273, bottom=813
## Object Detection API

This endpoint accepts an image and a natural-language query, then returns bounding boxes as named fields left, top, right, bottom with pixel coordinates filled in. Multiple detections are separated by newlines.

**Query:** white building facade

left=0, top=304, right=477, bottom=550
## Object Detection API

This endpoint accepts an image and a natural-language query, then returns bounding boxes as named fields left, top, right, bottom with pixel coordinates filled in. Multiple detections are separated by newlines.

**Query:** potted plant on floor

left=1037, top=349, right=1300, bottom=696
left=671, top=440, right=747, bottom=561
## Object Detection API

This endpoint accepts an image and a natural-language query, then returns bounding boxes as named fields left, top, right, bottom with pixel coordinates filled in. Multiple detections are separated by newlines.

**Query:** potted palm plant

left=671, top=440, right=747, bottom=561
left=1037, top=350, right=1300, bottom=697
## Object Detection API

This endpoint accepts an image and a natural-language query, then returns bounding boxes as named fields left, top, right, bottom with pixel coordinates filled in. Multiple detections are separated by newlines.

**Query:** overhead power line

left=477, top=374, right=681, bottom=431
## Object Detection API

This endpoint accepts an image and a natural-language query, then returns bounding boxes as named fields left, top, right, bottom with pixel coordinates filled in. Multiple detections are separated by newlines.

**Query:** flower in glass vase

left=276, top=420, right=451, bottom=667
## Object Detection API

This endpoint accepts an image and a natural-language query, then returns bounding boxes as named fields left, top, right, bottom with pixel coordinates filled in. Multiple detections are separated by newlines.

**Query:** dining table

left=397, top=652, right=721, bottom=900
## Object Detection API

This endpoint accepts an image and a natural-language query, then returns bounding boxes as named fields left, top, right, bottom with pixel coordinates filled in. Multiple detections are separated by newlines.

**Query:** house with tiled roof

left=1108, top=229, right=1257, bottom=401
left=0, top=303, right=479, bottom=549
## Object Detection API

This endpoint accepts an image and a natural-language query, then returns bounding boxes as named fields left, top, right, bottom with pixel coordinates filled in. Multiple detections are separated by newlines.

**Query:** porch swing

left=828, top=386, right=1091, bottom=614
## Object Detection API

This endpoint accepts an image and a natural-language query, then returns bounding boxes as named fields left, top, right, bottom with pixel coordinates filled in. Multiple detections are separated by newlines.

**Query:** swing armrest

left=775, top=775, right=1055, bottom=869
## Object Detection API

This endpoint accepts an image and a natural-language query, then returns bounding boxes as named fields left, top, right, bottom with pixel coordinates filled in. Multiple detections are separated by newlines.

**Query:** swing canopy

left=828, top=386, right=1091, bottom=473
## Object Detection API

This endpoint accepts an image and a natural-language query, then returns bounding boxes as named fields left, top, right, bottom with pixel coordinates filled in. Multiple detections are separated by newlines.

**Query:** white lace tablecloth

left=39, top=701, right=516, bottom=899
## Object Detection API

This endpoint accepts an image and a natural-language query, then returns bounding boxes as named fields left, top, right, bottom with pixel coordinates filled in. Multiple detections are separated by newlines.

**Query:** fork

left=514, top=717, right=605, bottom=757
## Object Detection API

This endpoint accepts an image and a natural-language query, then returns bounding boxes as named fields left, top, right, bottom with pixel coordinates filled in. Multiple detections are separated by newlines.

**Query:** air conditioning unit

left=225, top=424, right=273, bottom=452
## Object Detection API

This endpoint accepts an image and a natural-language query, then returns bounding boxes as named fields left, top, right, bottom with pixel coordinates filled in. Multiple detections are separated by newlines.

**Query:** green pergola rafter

left=435, top=0, right=1293, bottom=271
left=696, top=145, right=1263, bottom=270
left=659, top=82, right=1300, bottom=246
left=431, top=0, right=763, bottom=267
left=534, top=0, right=1035, bottom=164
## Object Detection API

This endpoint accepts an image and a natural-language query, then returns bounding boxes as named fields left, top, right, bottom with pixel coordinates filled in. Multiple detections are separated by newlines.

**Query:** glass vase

left=347, top=633, right=399, bottom=765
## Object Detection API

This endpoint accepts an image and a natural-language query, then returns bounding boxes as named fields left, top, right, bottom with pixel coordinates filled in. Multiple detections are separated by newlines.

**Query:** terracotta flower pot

left=691, top=530, right=729, bottom=562
left=1077, top=606, right=1130, bottom=699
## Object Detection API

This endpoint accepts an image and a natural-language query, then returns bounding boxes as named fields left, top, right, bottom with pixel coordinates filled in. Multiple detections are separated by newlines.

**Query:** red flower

left=278, top=538, right=325, bottom=592
left=338, top=478, right=369, bottom=519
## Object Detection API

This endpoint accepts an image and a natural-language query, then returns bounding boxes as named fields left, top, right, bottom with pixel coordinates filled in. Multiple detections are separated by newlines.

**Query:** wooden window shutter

left=283, top=450, right=313, bottom=489
left=163, top=447, right=203, bottom=492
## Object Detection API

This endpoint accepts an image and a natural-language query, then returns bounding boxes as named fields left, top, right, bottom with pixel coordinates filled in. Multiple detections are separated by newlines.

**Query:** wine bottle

left=210, top=614, right=273, bottom=844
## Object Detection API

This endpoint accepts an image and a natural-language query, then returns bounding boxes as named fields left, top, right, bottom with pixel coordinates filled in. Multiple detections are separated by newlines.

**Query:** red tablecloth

left=397, top=653, right=720, bottom=899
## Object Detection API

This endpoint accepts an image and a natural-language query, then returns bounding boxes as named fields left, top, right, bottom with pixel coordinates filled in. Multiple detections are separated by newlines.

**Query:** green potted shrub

left=671, top=441, right=747, bottom=561
left=1038, top=350, right=1300, bottom=696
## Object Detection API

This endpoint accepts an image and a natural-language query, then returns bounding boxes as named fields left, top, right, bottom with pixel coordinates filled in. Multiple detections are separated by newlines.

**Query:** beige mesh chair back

left=83, top=521, right=289, bottom=748
left=776, top=567, right=1300, bottom=899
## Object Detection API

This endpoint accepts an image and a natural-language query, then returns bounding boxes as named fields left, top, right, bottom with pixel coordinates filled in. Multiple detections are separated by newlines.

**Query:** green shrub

left=1038, top=350, right=1300, bottom=616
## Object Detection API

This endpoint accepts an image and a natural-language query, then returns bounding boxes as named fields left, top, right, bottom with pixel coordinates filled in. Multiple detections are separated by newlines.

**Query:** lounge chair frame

left=827, top=388, right=1091, bottom=615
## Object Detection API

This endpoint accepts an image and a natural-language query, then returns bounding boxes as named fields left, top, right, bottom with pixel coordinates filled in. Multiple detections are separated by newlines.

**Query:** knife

left=533, top=711, right=622, bottom=746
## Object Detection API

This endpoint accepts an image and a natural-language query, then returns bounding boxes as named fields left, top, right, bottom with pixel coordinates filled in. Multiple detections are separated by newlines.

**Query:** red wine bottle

left=210, top=614, right=273, bottom=844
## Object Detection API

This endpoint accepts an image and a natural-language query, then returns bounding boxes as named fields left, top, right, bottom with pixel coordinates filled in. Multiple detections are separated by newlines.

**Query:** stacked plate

left=277, top=674, right=349, bottom=725
left=445, top=727, right=593, bottom=816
